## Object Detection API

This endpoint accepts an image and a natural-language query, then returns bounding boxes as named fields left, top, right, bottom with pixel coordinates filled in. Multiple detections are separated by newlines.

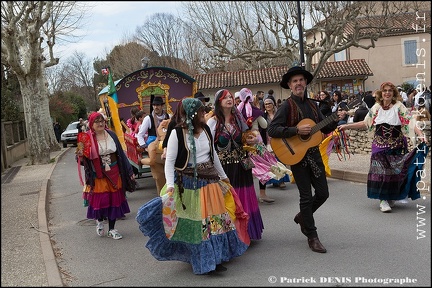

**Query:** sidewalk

left=328, top=152, right=370, bottom=183
left=0, top=149, right=428, bottom=286
left=1, top=148, right=67, bottom=287
left=328, top=151, right=431, bottom=194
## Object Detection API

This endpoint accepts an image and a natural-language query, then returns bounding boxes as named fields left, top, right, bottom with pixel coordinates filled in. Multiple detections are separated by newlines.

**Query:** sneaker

left=397, top=197, right=409, bottom=204
left=108, top=229, right=123, bottom=240
left=96, top=220, right=105, bottom=236
left=380, top=200, right=392, bottom=213
left=279, top=182, right=286, bottom=188
left=388, top=200, right=395, bottom=208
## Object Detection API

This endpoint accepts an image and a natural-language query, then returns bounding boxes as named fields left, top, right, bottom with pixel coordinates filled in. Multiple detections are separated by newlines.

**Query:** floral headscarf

left=181, top=98, right=204, bottom=187
left=86, top=112, right=105, bottom=178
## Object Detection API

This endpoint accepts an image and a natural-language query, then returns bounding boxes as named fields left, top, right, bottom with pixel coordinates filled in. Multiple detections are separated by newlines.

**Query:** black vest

left=174, top=125, right=214, bottom=170
left=148, top=113, right=170, bottom=136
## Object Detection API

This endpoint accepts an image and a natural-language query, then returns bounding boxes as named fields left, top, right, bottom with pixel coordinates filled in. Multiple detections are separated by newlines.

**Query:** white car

left=61, top=121, right=80, bottom=148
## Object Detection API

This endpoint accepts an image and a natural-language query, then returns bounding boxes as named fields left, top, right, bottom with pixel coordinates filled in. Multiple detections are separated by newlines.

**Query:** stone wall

left=343, top=121, right=431, bottom=154
left=1, top=120, right=28, bottom=172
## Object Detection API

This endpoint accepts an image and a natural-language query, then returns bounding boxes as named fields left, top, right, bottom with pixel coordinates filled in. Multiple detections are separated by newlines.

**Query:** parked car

left=61, top=121, right=79, bottom=148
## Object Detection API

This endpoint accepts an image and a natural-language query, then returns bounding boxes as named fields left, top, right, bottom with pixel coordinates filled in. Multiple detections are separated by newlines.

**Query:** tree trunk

left=18, top=72, right=61, bottom=165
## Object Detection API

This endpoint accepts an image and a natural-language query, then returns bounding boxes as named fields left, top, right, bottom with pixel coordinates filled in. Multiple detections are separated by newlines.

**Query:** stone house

left=307, top=10, right=431, bottom=94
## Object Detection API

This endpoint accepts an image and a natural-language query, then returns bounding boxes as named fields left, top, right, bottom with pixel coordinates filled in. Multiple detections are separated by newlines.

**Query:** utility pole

left=297, top=1, right=310, bottom=98
left=296, top=0, right=305, bottom=70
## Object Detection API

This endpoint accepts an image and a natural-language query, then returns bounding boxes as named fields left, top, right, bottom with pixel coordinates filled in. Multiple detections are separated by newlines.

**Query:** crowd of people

left=73, top=67, right=430, bottom=275
left=312, top=85, right=431, bottom=124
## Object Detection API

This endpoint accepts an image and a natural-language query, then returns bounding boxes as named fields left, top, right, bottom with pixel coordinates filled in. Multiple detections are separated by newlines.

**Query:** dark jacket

left=79, top=129, right=133, bottom=191
left=162, top=119, right=177, bottom=149
left=268, top=95, right=337, bottom=140
left=319, top=98, right=332, bottom=117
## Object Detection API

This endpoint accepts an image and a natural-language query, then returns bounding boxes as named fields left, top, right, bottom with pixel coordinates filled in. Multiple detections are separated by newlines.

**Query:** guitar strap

left=286, top=98, right=299, bottom=127
left=287, top=97, right=319, bottom=127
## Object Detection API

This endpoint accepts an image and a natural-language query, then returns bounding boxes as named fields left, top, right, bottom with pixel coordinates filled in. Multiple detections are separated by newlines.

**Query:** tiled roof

left=313, top=59, right=373, bottom=79
left=194, top=66, right=288, bottom=89
left=195, top=59, right=373, bottom=89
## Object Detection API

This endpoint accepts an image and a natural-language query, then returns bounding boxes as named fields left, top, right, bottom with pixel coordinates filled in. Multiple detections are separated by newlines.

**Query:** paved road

left=48, top=149, right=431, bottom=287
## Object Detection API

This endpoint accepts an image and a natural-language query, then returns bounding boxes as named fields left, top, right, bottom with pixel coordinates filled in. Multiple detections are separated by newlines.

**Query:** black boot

left=307, top=237, right=327, bottom=253
left=294, top=212, right=307, bottom=236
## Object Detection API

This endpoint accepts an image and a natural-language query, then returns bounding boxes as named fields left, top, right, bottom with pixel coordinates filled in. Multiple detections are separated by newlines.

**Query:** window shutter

left=404, top=40, right=417, bottom=65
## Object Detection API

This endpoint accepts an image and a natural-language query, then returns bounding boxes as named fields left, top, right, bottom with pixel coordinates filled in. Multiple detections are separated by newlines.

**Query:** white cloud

left=56, top=1, right=183, bottom=61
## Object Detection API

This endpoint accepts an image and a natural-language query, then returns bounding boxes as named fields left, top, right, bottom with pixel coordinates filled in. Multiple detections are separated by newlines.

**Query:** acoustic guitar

left=270, top=96, right=361, bottom=165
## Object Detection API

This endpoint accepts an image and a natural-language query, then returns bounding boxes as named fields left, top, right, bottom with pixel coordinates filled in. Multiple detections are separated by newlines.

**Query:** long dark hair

left=213, top=89, right=247, bottom=140
left=320, top=90, right=331, bottom=101
left=332, top=90, right=342, bottom=104
left=129, top=106, right=140, bottom=124
left=172, top=100, right=185, bottom=126
left=177, top=102, right=206, bottom=134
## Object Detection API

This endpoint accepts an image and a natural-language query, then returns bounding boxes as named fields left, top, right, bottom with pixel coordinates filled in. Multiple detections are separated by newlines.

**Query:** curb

left=329, top=169, right=367, bottom=183
left=329, top=169, right=431, bottom=196
left=38, top=148, right=69, bottom=287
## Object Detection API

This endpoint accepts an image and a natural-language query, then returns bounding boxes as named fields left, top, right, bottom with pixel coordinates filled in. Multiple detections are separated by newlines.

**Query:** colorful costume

left=238, top=89, right=291, bottom=187
left=78, top=122, right=132, bottom=222
left=249, top=142, right=292, bottom=184
left=137, top=98, right=249, bottom=275
left=208, top=114, right=264, bottom=240
left=364, top=102, right=429, bottom=200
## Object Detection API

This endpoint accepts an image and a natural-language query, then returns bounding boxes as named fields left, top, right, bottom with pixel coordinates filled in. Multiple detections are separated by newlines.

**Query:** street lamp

left=141, top=57, right=150, bottom=68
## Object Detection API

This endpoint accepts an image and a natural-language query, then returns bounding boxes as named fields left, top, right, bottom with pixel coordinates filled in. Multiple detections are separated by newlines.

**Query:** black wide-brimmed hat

left=194, top=91, right=210, bottom=102
left=363, top=93, right=376, bottom=109
left=152, top=96, right=165, bottom=105
left=280, top=66, right=314, bottom=89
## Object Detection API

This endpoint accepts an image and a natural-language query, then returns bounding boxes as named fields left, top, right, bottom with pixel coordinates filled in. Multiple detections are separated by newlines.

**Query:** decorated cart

left=98, top=66, right=197, bottom=176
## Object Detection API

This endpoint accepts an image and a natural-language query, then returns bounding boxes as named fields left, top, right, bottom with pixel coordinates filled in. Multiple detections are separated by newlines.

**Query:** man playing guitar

left=268, top=66, right=345, bottom=254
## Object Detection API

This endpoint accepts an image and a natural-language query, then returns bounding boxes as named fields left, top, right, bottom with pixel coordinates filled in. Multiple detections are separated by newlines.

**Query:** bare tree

left=135, top=13, right=184, bottom=59
left=62, top=51, right=98, bottom=111
left=182, top=2, right=298, bottom=71
left=134, top=13, right=196, bottom=74
left=303, top=1, right=430, bottom=76
left=45, top=64, right=65, bottom=93
left=1, top=1, right=87, bottom=164
left=46, top=52, right=93, bottom=92
left=107, top=42, right=153, bottom=78
left=181, top=1, right=429, bottom=76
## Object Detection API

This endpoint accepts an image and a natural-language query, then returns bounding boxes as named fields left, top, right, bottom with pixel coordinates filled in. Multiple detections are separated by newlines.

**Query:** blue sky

left=56, top=1, right=184, bottom=61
